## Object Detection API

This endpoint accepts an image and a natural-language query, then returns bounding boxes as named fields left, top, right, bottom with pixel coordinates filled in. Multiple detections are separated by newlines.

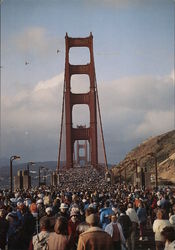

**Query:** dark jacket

left=118, top=213, right=132, bottom=239
left=0, top=217, right=9, bottom=249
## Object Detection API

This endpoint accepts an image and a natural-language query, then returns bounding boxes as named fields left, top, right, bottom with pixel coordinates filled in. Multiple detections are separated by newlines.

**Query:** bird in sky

left=25, top=61, right=29, bottom=65
left=57, top=49, right=60, bottom=54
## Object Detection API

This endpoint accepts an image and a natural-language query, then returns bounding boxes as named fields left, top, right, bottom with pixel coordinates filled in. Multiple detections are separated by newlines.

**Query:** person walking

left=105, top=214, right=126, bottom=250
left=126, top=202, right=139, bottom=250
left=153, top=209, right=172, bottom=250
left=118, top=205, right=132, bottom=248
left=48, top=216, right=72, bottom=250
left=30, top=216, right=50, bottom=250
left=77, top=213, right=113, bottom=250
left=137, top=201, right=147, bottom=241
left=161, top=226, right=175, bottom=250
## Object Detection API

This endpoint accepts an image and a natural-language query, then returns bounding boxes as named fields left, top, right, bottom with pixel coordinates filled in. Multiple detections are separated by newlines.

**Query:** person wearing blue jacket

left=137, top=200, right=147, bottom=240
left=100, top=200, right=114, bottom=230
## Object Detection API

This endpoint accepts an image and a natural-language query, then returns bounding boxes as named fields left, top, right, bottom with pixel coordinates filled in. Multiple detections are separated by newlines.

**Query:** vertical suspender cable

left=94, top=75, right=108, bottom=170
left=57, top=77, right=66, bottom=173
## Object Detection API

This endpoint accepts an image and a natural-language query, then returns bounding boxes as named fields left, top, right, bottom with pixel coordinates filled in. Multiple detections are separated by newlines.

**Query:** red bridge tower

left=58, top=33, right=107, bottom=170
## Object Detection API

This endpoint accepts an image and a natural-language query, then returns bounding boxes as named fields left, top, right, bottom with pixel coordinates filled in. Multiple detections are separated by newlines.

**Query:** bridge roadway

left=135, top=224, right=155, bottom=250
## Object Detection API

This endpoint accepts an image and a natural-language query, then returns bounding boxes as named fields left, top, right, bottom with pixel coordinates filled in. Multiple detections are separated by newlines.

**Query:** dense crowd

left=0, top=166, right=175, bottom=250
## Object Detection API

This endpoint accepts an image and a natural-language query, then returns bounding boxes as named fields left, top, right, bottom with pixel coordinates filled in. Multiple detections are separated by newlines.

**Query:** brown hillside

left=112, top=130, right=175, bottom=185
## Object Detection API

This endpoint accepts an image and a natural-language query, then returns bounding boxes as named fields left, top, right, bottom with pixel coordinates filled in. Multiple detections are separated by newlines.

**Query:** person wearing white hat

left=45, top=207, right=52, bottom=216
left=57, top=203, right=69, bottom=220
left=36, top=199, right=43, bottom=205
left=44, top=207, right=55, bottom=232
left=68, top=209, right=80, bottom=247
left=36, top=199, right=45, bottom=219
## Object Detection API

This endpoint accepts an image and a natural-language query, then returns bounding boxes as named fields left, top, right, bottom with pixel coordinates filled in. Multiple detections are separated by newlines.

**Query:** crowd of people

left=0, top=166, right=175, bottom=250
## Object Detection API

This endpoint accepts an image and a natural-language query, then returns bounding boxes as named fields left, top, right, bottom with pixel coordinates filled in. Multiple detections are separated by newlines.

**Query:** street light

left=10, top=155, right=21, bottom=193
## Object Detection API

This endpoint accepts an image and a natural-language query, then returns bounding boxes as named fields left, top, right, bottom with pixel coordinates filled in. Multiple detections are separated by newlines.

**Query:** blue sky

left=0, top=0, right=174, bottom=164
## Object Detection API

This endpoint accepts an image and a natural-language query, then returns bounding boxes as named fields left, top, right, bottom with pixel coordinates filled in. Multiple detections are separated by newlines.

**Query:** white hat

left=10, top=198, right=17, bottom=203
left=36, top=199, right=43, bottom=204
left=60, top=203, right=68, bottom=209
left=17, top=201, right=23, bottom=207
left=38, top=193, right=44, bottom=198
left=45, top=207, right=52, bottom=214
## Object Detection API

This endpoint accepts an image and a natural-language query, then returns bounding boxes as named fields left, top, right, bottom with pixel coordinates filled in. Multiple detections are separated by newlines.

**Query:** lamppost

left=147, top=152, right=158, bottom=190
left=10, top=155, right=21, bottom=193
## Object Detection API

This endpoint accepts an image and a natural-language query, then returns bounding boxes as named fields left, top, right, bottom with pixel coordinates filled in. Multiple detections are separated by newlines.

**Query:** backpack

left=33, top=234, right=49, bottom=250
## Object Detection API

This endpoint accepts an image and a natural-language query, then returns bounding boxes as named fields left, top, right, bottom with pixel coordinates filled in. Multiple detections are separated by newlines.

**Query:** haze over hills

left=0, top=161, right=57, bottom=174
left=0, top=161, right=58, bottom=188
left=112, top=130, right=175, bottom=185
left=0, top=130, right=175, bottom=188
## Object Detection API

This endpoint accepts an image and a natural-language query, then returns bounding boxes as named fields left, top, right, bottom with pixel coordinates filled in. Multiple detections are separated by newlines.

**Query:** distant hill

left=112, top=130, right=175, bottom=185
left=0, top=161, right=58, bottom=189
left=0, top=161, right=57, bottom=175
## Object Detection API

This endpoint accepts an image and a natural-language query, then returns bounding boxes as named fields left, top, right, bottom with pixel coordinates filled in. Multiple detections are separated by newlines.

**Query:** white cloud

left=14, top=27, right=64, bottom=57
left=134, top=111, right=173, bottom=137
left=99, top=73, right=174, bottom=140
left=34, top=73, right=64, bottom=91
left=2, top=72, right=64, bottom=129
left=1, top=71, right=174, bottom=162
